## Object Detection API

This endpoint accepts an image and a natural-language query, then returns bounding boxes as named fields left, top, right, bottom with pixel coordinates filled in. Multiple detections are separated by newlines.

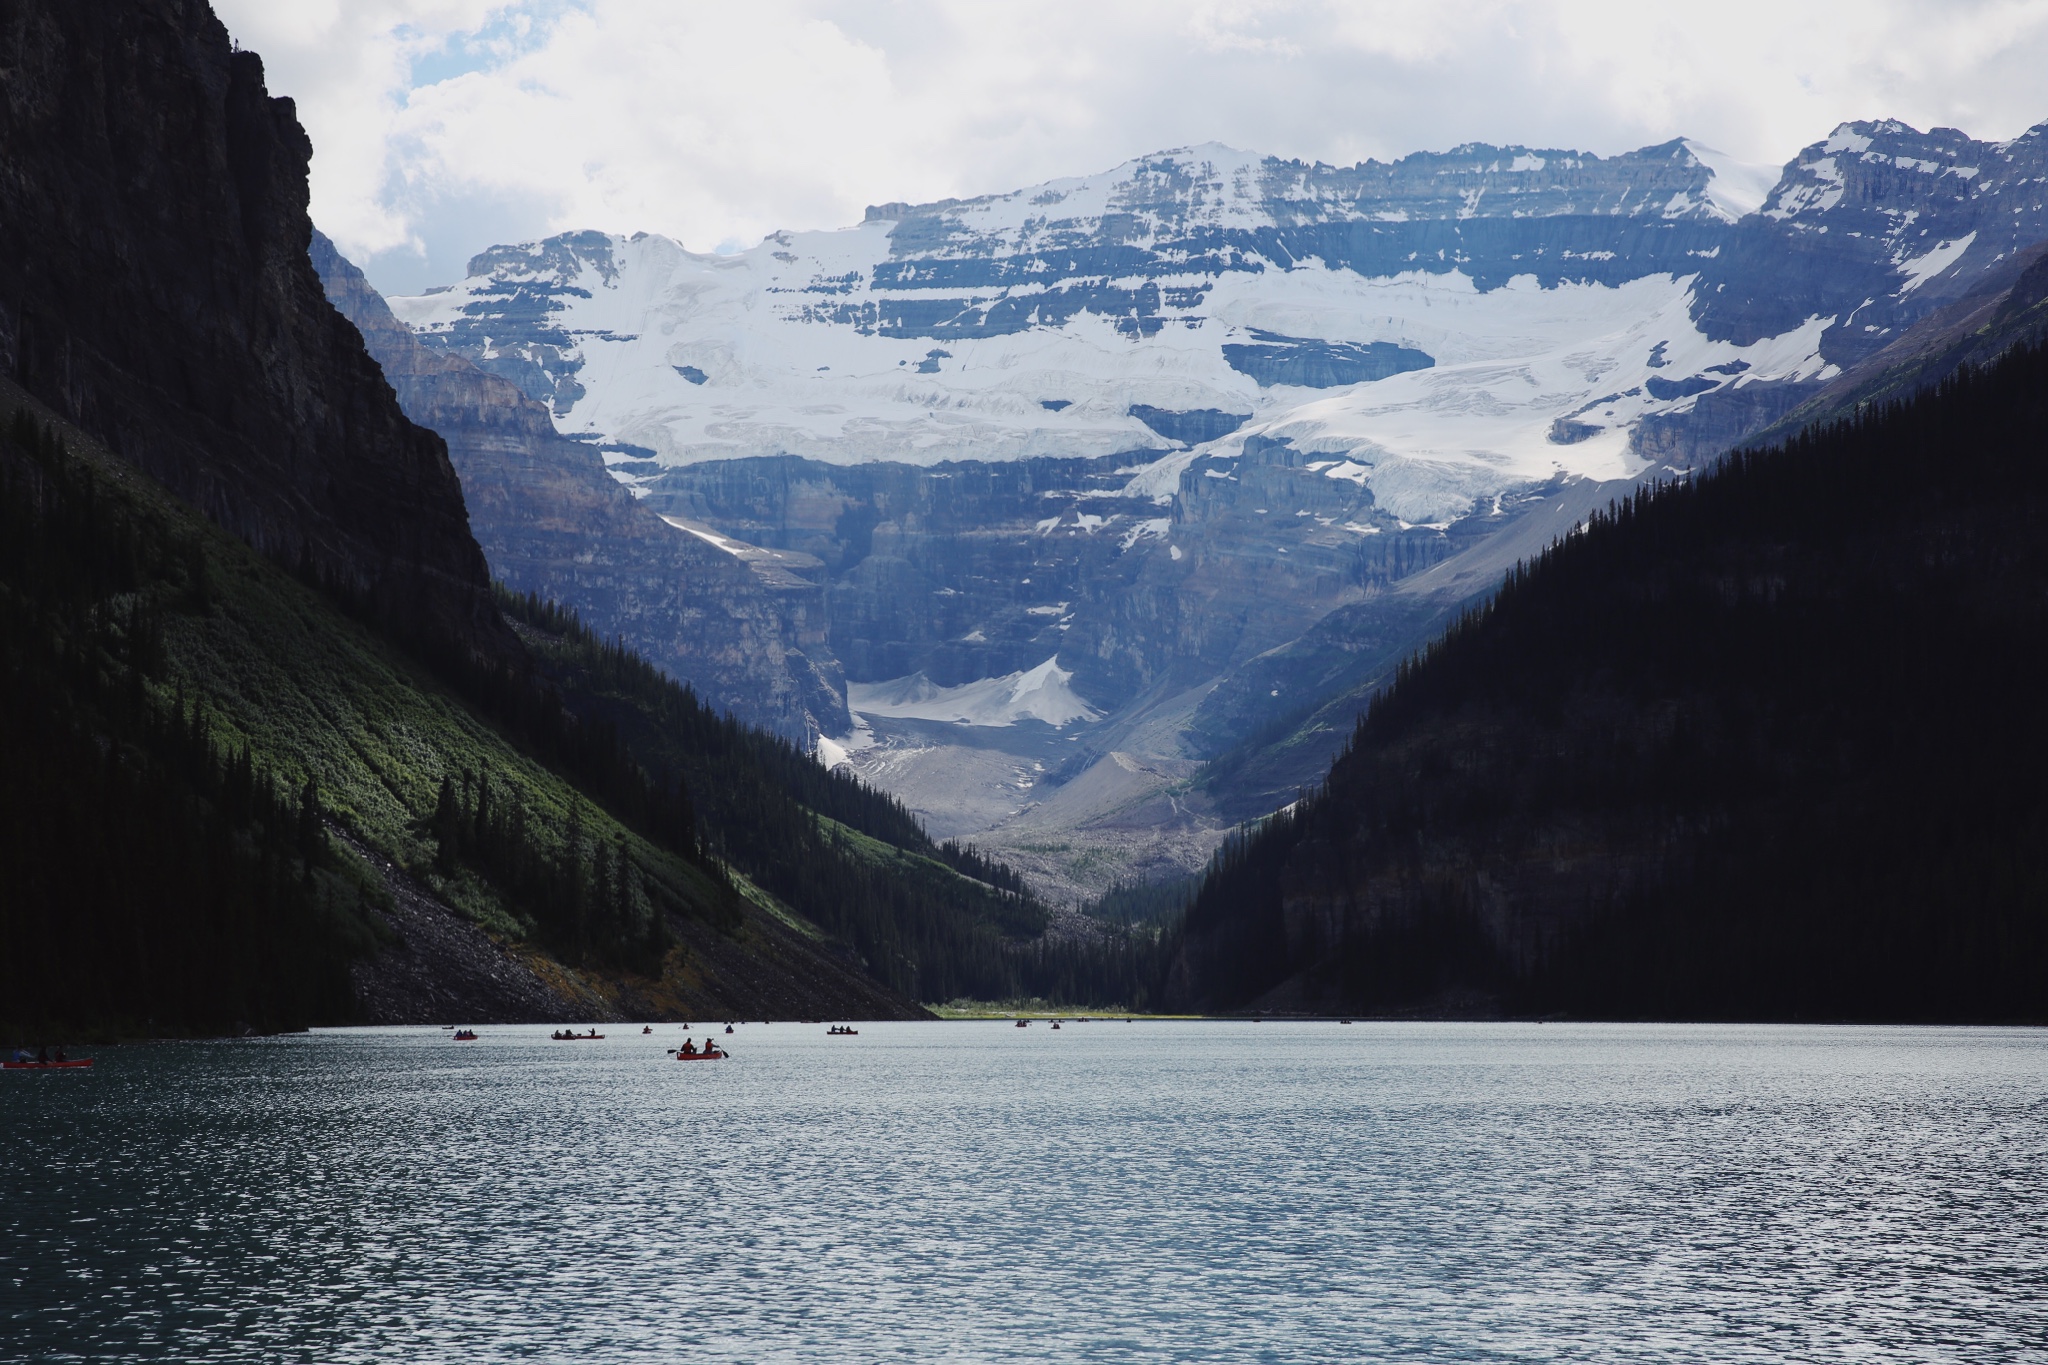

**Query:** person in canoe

left=679, top=1038, right=697, bottom=1055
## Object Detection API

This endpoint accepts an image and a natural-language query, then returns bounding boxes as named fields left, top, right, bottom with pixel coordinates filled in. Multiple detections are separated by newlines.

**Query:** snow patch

left=1119, top=517, right=1170, bottom=551
left=660, top=514, right=742, bottom=554
left=814, top=714, right=875, bottom=770
left=1823, top=126, right=1875, bottom=155
left=1897, top=232, right=1976, bottom=293
left=847, top=658, right=1101, bottom=728
left=1682, top=141, right=1780, bottom=221
left=1119, top=449, right=1200, bottom=503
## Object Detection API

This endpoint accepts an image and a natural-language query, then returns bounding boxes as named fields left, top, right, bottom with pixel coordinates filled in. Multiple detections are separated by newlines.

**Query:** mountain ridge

left=1167, top=336, right=2048, bottom=1020
left=357, top=114, right=2048, bottom=907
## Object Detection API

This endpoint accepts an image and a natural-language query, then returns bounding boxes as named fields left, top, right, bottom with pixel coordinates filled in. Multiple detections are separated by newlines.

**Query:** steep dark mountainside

left=1171, top=341, right=2048, bottom=1021
left=0, top=0, right=1102, bottom=1029
left=311, top=234, right=848, bottom=741
left=1186, top=240, right=2048, bottom=829
left=0, top=388, right=925, bottom=1029
left=497, top=594, right=1159, bottom=1008
left=0, top=0, right=501, bottom=652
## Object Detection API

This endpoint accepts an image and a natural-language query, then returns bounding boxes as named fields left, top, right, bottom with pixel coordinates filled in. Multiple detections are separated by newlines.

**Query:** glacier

left=374, top=116, right=2048, bottom=903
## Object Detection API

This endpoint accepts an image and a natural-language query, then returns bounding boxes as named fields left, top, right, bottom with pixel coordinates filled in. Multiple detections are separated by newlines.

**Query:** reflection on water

left=4, top=1022, right=2045, bottom=1362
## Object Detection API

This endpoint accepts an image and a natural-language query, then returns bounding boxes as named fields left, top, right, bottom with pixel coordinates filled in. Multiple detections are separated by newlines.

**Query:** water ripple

left=3, top=1023, right=2045, bottom=1362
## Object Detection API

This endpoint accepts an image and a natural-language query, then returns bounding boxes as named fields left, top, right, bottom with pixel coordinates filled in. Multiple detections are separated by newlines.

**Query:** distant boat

left=1051, top=1022, right=1061, bottom=1030
left=551, top=1029, right=605, bottom=1040
left=4, top=1059, right=93, bottom=1070
left=672, top=1044, right=727, bottom=1061
left=827, top=1025, right=859, bottom=1035
left=453, top=1029, right=479, bottom=1041
left=1015, top=1020, right=1028, bottom=1028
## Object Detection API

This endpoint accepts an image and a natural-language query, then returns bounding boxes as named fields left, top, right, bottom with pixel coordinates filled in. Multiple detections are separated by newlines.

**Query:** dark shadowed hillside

left=0, top=0, right=503, bottom=652
left=310, top=233, right=851, bottom=741
left=1173, top=340, right=2048, bottom=1021
left=0, top=0, right=1097, bottom=1031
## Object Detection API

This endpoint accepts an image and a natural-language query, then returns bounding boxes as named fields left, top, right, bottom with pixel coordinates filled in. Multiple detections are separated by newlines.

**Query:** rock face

left=1693, top=121, right=2048, bottom=365
left=0, top=0, right=502, bottom=652
left=311, top=235, right=847, bottom=741
left=370, top=116, right=2048, bottom=899
left=644, top=454, right=1153, bottom=693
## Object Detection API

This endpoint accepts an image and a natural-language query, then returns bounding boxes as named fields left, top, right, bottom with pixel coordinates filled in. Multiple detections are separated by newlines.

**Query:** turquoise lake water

left=4, top=1021, right=2045, bottom=1362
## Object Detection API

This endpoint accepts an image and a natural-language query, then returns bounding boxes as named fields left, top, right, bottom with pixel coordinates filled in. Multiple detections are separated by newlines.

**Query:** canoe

left=4, top=1059, right=93, bottom=1070
left=674, top=1049, right=727, bottom=1061
left=551, top=1034, right=605, bottom=1040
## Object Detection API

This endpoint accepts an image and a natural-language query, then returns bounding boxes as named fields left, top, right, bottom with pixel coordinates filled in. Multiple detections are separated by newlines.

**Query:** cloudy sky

left=213, top=0, right=2048, bottom=297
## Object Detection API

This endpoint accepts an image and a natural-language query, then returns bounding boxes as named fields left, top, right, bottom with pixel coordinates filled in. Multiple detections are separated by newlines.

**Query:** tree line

left=497, top=589, right=1174, bottom=1006
left=1178, top=340, right=2048, bottom=1021
left=0, top=411, right=368, bottom=1032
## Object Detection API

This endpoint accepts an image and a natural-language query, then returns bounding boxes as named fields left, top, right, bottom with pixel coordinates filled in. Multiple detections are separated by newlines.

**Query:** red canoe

left=674, top=1048, right=727, bottom=1061
left=4, top=1059, right=93, bottom=1070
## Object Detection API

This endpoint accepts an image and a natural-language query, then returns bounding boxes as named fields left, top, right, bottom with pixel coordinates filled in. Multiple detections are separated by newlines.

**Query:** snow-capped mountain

left=391, top=121, right=2046, bottom=526
left=379, top=116, right=2048, bottom=903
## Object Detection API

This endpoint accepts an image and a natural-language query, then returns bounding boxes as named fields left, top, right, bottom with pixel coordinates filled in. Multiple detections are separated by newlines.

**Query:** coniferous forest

left=0, top=411, right=370, bottom=1029
left=1175, top=340, right=2048, bottom=1020
left=0, top=400, right=1162, bottom=1031
left=498, top=591, right=1173, bottom=1007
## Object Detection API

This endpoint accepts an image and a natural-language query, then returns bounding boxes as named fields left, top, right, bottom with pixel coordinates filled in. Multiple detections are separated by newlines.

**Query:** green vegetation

left=499, top=592, right=1173, bottom=1007
left=1180, top=342, right=2048, bottom=1020
left=1088, top=874, right=1199, bottom=930
left=0, top=391, right=1175, bottom=1028
left=0, top=397, right=746, bottom=1031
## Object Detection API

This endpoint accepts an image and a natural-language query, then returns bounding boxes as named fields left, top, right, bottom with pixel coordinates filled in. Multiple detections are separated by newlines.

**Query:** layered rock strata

left=312, top=235, right=847, bottom=741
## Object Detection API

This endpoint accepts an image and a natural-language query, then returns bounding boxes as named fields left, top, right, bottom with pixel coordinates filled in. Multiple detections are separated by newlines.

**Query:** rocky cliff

left=358, top=115, right=2048, bottom=903
left=1693, top=121, right=2048, bottom=365
left=0, top=0, right=502, bottom=651
left=311, top=235, right=848, bottom=741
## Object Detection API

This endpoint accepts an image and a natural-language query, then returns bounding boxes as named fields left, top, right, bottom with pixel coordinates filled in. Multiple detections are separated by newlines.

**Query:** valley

left=359, top=119, right=2048, bottom=904
left=8, top=0, right=2046, bottom=1028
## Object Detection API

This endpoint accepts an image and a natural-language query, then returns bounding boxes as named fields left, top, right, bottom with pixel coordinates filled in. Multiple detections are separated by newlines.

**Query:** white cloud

left=212, top=0, right=2048, bottom=295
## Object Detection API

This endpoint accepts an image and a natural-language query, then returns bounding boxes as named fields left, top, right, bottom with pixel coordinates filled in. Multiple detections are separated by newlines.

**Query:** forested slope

left=507, top=597, right=1168, bottom=1008
left=1173, top=340, right=2048, bottom=1021
left=0, top=0, right=1119, bottom=1031
left=0, top=393, right=928, bottom=1030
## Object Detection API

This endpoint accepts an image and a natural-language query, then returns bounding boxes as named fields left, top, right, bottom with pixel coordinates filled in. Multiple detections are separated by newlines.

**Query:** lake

left=4, top=1022, right=2045, bottom=1362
